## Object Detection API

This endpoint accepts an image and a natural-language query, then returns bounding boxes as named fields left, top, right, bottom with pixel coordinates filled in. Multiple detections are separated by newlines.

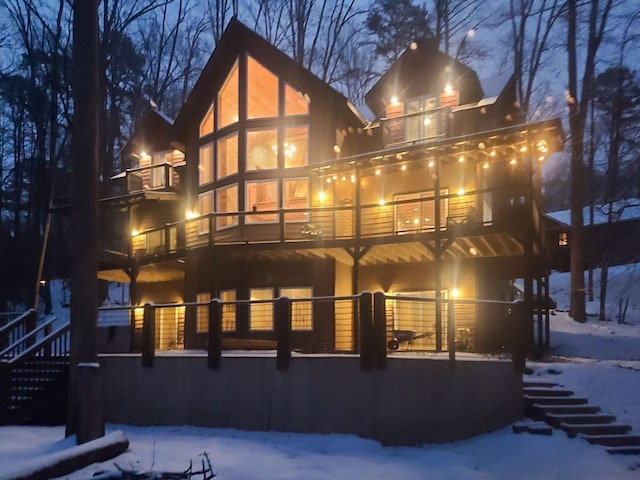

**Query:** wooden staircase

left=524, top=380, right=640, bottom=455
left=0, top=311, right=70, bottom=425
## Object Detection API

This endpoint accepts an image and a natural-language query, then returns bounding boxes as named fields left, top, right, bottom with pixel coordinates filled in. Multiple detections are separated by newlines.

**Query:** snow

left=3, top=272, right=639, bottom=479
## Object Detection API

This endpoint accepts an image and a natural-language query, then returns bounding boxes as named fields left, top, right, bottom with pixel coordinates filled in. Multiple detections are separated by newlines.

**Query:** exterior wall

left=99, top=355, right=522, bottom=445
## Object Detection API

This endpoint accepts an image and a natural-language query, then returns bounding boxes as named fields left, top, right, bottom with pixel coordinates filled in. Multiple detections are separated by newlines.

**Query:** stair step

left=533, top=404, right=601, bottom=415
left=581, top=434, right=640, bottom=447
left=523, top=381, right=559, bottom=388
left=545, top=413, right=616, bottom=427
left=523, top=387, right=574, bottom=397
left=524, top=395, right=588, bottom=405
left=606, top=445, right=640, bottom=455
left=561, top=423, right=632, bottom=438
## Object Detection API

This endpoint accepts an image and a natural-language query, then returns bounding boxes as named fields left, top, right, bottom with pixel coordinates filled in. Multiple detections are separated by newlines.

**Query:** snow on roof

left=479, top=73, right=511, bottom=98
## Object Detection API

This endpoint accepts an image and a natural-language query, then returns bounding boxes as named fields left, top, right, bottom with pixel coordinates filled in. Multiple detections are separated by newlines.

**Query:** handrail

left=0, top=315, right=57, bottom=359
left=0, top=309, right=34, bottom=336
left=1, top=321, right=70, bottom=365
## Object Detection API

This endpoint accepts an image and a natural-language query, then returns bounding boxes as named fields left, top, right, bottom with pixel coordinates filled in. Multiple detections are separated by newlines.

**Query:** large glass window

left=199, top=143, right=213, bottom=185
left=246, top=129, right=278, bottom=170
left=285, top=83, right=309, bottom=116
left=284, top=178, right=308, bottom=221
left=280, top=287, right=313, bottom=330
left=394, top=189, right=448, bottom=234
left=250, top=288, right=273, bottom=331
left=216, top=133, right=238, bottom=179
left=247, top=56, right=278, bottom=119
left=218, top=60, right=239, bottom=128
left=200, top=103, right=214, bottom=137
left=246, top=180, right=278, bottom=223
left=198, top=191, right=214, bottom=234
left=284, top=126, right=308, bottom=168
left=220, top=289, right=236, bottom=331
left=196, top=292, right=210, bottom=332
left=216, top=184, right=238, bottom=229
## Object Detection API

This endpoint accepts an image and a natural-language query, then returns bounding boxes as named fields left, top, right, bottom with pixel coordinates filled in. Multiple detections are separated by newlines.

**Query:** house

left=97, top=19, right=564, bottom=356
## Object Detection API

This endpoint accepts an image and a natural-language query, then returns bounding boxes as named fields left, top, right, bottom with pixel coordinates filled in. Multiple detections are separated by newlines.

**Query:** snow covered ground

left=1, top=268, right=639, bottom=479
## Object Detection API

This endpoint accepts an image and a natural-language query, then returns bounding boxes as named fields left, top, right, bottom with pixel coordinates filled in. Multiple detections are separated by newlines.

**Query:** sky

left=1, top=268, right=639, bottom=479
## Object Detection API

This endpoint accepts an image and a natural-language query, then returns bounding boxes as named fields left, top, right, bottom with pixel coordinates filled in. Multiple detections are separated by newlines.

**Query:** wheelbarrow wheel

left=388, top=339, right=399, bottom=351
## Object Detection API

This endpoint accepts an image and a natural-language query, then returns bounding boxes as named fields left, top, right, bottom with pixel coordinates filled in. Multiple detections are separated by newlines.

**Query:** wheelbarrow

left=387, top=329, right=434, bottom=350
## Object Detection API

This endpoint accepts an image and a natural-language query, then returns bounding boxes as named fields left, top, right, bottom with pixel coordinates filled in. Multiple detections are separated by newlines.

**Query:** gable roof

left=173, top=18, right=366, bottom=138
left=121, top=107, right=175, bottom=158
left=364, top=38, right=484, bottom=118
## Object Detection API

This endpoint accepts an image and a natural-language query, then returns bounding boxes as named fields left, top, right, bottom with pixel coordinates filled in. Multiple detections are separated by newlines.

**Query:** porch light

left=390, top=96, right=399, bottom=106
left=428, top=160, right=435, bottom=168
left=469, top=247, right=478, bottom=256
left=341, top=176, right=347, bottom=181
left=444, top=84, right=453, bottom=94
left=140, top=151, right=148, bottom=158
left=333, top=144, right=341, bottom=153
left=482, top=162, right=489, bottom=169
left=375, top=168, right=381, bottom=175
left=378, top=198, right=386, bottom=206
left=410, top=41, right=418, bottom=50
left=326, top=178, right=332, bottom=184
left=490, top=150, right=497, bottom=157
left=458, top=156, right=464, bottom=163
left=350, top=174, right=356, bottom=183
left=538, top=156, right=546, bottom=162
left=423, top=117, right=431, bottom=126
left=520, top=146, right=527, bottom=153
left=185, top=210, right=199, bottom=219
left=510, top=158, right=517, bottom=165
left=457, top=188, right=465, bottom=196
left=131, top=229, right=139, bottom=237
left=451, top=288, right=460, bottom=298
left=39, top=280, right=46, bottom=287
left=401, top=164, right=407, bottom=171
left=318, top=190, right=326, bottom=202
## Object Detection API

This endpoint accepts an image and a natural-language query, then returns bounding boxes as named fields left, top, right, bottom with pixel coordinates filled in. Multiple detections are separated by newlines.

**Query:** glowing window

left=198, top=143, right=213, bottom=185
left=250, top=288, right=274, bottom=331
left=246, top=180, right=278, bottom=223
left=216, top=184, right=238, bottom=230
left=284, top=178, right=308, bottom=221
left=216, top=132, right=238, bottom=179
left=247, top=56, right=278, bottom=119
left=198, top=191, right=213, bottom=234
left=218, top=60, right=239, bottom=128
left=284, top=126, right=308, bottom=168
left=246, top=129, right=278, bottom=170
left=394, top=189, right=448, bottom=234
left=196, top=292, right=210, bottom=333
left=200, top=103, right=214, bottom=137
left=285, top=83, right=309, bottom=116
left=280, top=287, right=313, bottom=330
left=220, top=289, right=236, bottom=331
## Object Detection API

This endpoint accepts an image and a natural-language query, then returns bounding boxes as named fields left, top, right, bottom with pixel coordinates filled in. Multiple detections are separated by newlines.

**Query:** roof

left=173, top=18, right=367, bottom=138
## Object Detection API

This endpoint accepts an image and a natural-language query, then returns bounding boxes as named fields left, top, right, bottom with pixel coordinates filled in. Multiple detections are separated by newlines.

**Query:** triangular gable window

left=218, top=59, right=239, bottom=128
left=285, top=83, right=309, bottom=116
left=199, top=103, right=214, bottom=138
left=247, top=56, right=278, bottom=119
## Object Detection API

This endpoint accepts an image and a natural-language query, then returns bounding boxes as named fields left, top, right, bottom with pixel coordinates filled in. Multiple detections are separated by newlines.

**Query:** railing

left=129, top=189, right=497, bottom=257
left=0, top=309, right=36, bottom=352
left=381, top=106, right=450, bottom=146
left=101, top=293, right=529, bottom=372
left=125, top=163, right=178, bottom=193
left=0, top=316, right=69, bottom=363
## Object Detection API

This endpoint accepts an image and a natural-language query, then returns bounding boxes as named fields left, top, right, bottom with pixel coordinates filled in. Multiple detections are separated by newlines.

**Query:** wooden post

left=447, top=299, right=456, bottom=364
left=208, top=299, right=222, bottom=369
left=359, top=291, right=373, bottom=371
left=141, top=303, right=154, bottom=367
left=275, top=297, right=291, bottom=370
left=372, top=292, right=387, bottom=370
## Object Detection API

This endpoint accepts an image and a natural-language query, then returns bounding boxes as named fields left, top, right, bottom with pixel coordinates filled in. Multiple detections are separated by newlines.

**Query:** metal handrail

left=1, top=321, right=70, bottom=365
left=0, top=309, right=34, bottom=336
left=0, top=315, right=57, bottom=359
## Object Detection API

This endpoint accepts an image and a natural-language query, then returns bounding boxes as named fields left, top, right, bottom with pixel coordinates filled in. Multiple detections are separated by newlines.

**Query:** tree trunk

left=598, top=263, right=608, bottom=321
left=66, top=0, right=104, bottom=443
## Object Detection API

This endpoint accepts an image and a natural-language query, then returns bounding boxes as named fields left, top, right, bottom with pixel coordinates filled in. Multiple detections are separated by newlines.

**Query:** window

left=406, top=96, right=438, bottom=141
left=281, top=287, right=312, bottom=330
left=196, top=292, right=210, bottom=332
left=218, top=60, right=239, bottom=128
left=247, top=56, right=278, bottom=119
left=200, top=103, right=214, bottom=137
left=285, top=83, right=309, bottom=116
left=216, top=184, right=238, bottom=229
left=151, top=152, right=171, bottom=188
left=394, top=189, right=448, bottom=234
left=220, top=289, right=236, bottom=331
left=246, top=180, right=278, bottom=223
left=284, top=178, right=308, bottom=221
left=250, top=288, right=273, bottom=331
left=559, top=232, right=568, bottom=246
left=216, top=133, right=238, bottom=179
left=198, top=191, right=214, bottom=234
left=284, top=126, right=308, bottom=168
left=246, top=129, right=278, bottom=170
left=199, top=143, right=213, bottom=185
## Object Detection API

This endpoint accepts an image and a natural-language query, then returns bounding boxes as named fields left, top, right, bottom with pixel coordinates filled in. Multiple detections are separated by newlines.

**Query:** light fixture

left=457, top=188, right=465, bottom=196
left=520, top=146, right=527, bottom=153
left=185, top=210, right=199, bottom=219
left=375, top=168, right=381, bottom=175
left=423, top=117, right=431, bottom=126
left=478, top=141, right=486, bottom=149
left=131, top=229, right=140, bottom=237
left=510, top=158, right=517, bottom=165
left=451, top=288, right=460, bottom=298
left=350, top=174, right=356, bottom=183
left=458, top=156, right=465, bottom=163
left=333, top=144, right=341, bottom=153
left=318, top=191, right=326, bottom=202
left=428, top=160, right=435, bottom=168
left=401, top=164, right=407, bottom=171
left=469, top=247, right=478, bottom=256
left=490, top=150, right=497, bottom=157
left=410, top=41, right=418, bottom=50
left=390, top=96, right=399, bottom=106
left=444, top=84, right=453, bottom=94
left=483, top=162, right=489, bottom=169
left=378, top=198, right=386, bottom=206
left=326, top=178, right=332, bottom=183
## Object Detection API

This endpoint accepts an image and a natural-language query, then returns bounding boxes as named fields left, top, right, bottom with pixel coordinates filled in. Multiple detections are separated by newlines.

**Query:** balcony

left=381, top=106, right=449, bottom=146
left=111, top=163, right=181, bottom=195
